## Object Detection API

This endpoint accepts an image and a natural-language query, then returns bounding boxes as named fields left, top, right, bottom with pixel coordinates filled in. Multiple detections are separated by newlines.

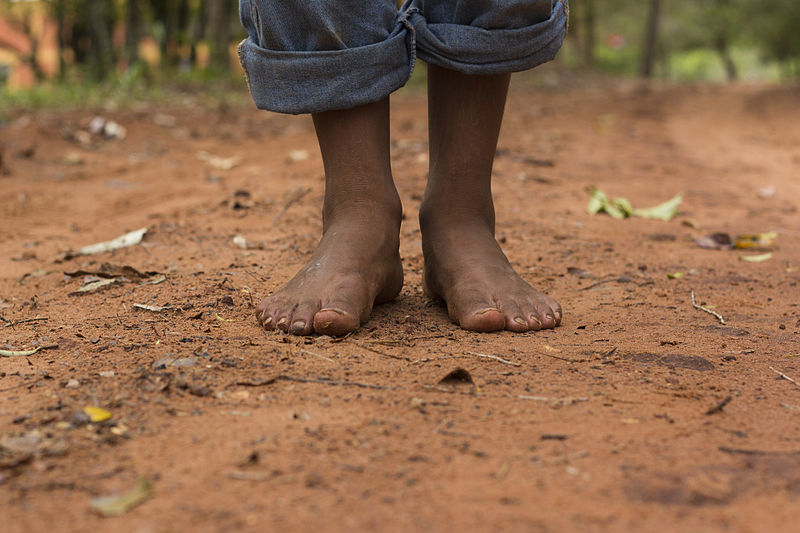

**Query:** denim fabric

left=238, top=0, right=568, bottom=115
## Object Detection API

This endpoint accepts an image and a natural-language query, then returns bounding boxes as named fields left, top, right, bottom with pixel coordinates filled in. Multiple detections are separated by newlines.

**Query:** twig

left=691, top=289, right=725, bottom=325
left=770, top=366, right=800, bottom=389
left=518, top=395, right=589, bottom=407
left=354, top=342, right=413, bottom=361
left=273, top=187, right=312, bottom=222
left=705, top=396, right=732, bottom=415
left=719, top=446, right=800, bottom=456
left=231, top=375, right=387, bottom=390
left=3, top=316, right=49, bottom=328
left=300, top=349, right=336, bottom=363
left=468, top=351, right=521, bottom=367
left=541, top=352, right=586, bottom=363
left=579, top=277, right=625, bottom=291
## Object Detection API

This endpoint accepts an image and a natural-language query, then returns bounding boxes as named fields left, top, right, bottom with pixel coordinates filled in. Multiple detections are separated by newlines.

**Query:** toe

left=458, top=306, right=506, bottom=332
left=534, top=303, right=557, bottom=329
left=546, top=297, right=563, bottom=326
left=502, top=302, right=530, bottom=332
left=313, top=307, right=361, bottom=336
left=255, top=298, right=271, bottom=327
left=288, top=299, right=318, bottom=336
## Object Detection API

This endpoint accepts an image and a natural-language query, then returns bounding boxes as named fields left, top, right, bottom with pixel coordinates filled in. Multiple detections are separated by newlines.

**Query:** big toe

left=313, top=307, right=361, bottom=336
left=458, top=306, right=506, bottom=332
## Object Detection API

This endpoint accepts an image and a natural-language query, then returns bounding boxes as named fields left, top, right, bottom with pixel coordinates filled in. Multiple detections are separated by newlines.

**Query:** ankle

left=323, top=188, right=403, bottom=233
left=419, top=193, right=494, bottom=235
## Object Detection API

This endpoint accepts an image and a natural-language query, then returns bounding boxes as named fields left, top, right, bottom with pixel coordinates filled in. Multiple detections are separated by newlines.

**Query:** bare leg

left=420, top=65, right=562, bottom=332
left=256, top=97, right=403, bottom=336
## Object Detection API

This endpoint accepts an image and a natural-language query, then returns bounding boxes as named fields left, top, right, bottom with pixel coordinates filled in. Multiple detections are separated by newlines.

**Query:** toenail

left=530, top=316, right=542, bottom=327
left=545, top=314, right=555, bottom=323
left=476, top=307, right=500, bottom=315
left=291, top=321, right=306, bottom=332
left=319, top=307, right=347, bottom=316
left=277, top=317, right=287, bottom=326
left=514, top=317, right=526, bottom=326
left=263, top=316, right=272, bottom=326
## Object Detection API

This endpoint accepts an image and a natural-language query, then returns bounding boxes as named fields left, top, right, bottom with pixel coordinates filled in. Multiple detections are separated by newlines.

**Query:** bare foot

left=421, top=65, right=561, bottom=332
left=256, top=209, right=402, bottom=336
left=255, top=97, right=403, bottom=336
left=421, top=214, right=562, bottom=332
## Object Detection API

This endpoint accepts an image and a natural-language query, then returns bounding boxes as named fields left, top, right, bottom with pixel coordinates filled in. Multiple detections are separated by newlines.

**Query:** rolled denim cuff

left=238, top=25, right=414, bottom=115
left=408, top=0, right=568, bottom=75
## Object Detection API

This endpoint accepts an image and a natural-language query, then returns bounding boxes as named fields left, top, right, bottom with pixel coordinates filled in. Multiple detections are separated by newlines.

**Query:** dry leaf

left=65, top=228, right=147, bottom=259
left=132, top=303, right=173, bottom=312
left=196, top=150, right=241, bottom=170
left=69, top=278, right=121, bottom=295
left=0, top=343, right=58, bottom=358
left=740, top=253, right=773, bottom=263
left=83, top=406, right=112, bottom=422
left=90, top=477, right=153, bottom=517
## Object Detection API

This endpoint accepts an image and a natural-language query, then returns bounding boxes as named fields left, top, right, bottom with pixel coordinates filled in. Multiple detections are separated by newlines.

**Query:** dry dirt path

left=1, top=79, right=799, bottom=532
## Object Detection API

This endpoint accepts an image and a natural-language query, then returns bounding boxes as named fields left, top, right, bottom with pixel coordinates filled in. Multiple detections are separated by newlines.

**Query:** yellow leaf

left=83, top=406, right=112, bottom=423
left=740, top=253, right=773, bottom=263
left=90, top=477, right=153, bottom=517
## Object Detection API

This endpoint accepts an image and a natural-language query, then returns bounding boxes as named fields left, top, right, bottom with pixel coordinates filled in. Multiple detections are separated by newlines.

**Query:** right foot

left=255, top=207, right=403, bottom=336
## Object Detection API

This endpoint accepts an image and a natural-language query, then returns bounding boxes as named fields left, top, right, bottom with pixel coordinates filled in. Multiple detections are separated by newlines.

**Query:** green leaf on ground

left=631, top=194, right=683, bottom=221
left=586, top=187, right=682, bottom=221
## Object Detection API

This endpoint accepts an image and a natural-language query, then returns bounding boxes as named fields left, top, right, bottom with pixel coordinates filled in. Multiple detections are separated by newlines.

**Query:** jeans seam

left=249, top=0, right=264, bottom=46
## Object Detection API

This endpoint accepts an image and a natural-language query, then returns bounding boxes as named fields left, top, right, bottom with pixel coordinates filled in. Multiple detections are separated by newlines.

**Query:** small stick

left=691, top=289, right=725, bottom=325
left=541, top=352, right=586, bottom=363
left=579, top=277, right=624, bottom=291
left=273, top=187, right=312, bottom=222
left=232, top=375, right=387, bottom=390
left=3, top=317, right=49, bottom=328
left=770, top=366, right=800, bottom=389
left=300, top=349, right=336, bottom=363
left=354, top=342, right=413, bottom=361
left=705, top=396, right=732, bottom=415
left=468, top=351, right=521, bottom=367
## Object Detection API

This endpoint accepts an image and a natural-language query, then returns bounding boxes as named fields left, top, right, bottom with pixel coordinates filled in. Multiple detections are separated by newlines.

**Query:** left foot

left=420, top=211, right=562, bottom=332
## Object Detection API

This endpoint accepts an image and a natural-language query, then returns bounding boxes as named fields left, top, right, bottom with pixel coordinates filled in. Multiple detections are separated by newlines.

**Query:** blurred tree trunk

left=582, top=0, right=596, bottom=69
left=189, top=0, right=207, bottom=66
left=126, top=0, right=143, bottom=67
left=164, top=1, right=180, bottom=66
left=54, top=0, right=66, bottom=80
left=206, top=0, right=232, bottom=72
left=87, top=0, right=115, bottom=80
left=714, top=35, right=738, bottom=81
left=640, top=0, right=660, bottom=78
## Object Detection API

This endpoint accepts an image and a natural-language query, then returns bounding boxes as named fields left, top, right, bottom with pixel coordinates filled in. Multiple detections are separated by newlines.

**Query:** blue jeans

left=238, top=0, right=568, bottom=114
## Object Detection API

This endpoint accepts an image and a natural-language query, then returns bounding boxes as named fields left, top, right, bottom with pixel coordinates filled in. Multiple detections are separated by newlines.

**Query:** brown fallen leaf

left=65, top=263, right=161, bottom=279
left=69, top=278, right=121, bottom=295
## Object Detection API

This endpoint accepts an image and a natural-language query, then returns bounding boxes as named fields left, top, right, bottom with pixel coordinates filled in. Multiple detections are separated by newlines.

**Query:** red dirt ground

left=1, top=74, right=800, bottom=532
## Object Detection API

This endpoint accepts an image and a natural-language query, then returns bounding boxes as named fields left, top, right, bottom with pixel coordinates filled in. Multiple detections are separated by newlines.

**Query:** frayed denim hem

left=409, top=0, right=568, bottom=75
left=239, top=24, right=414, bottom=115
